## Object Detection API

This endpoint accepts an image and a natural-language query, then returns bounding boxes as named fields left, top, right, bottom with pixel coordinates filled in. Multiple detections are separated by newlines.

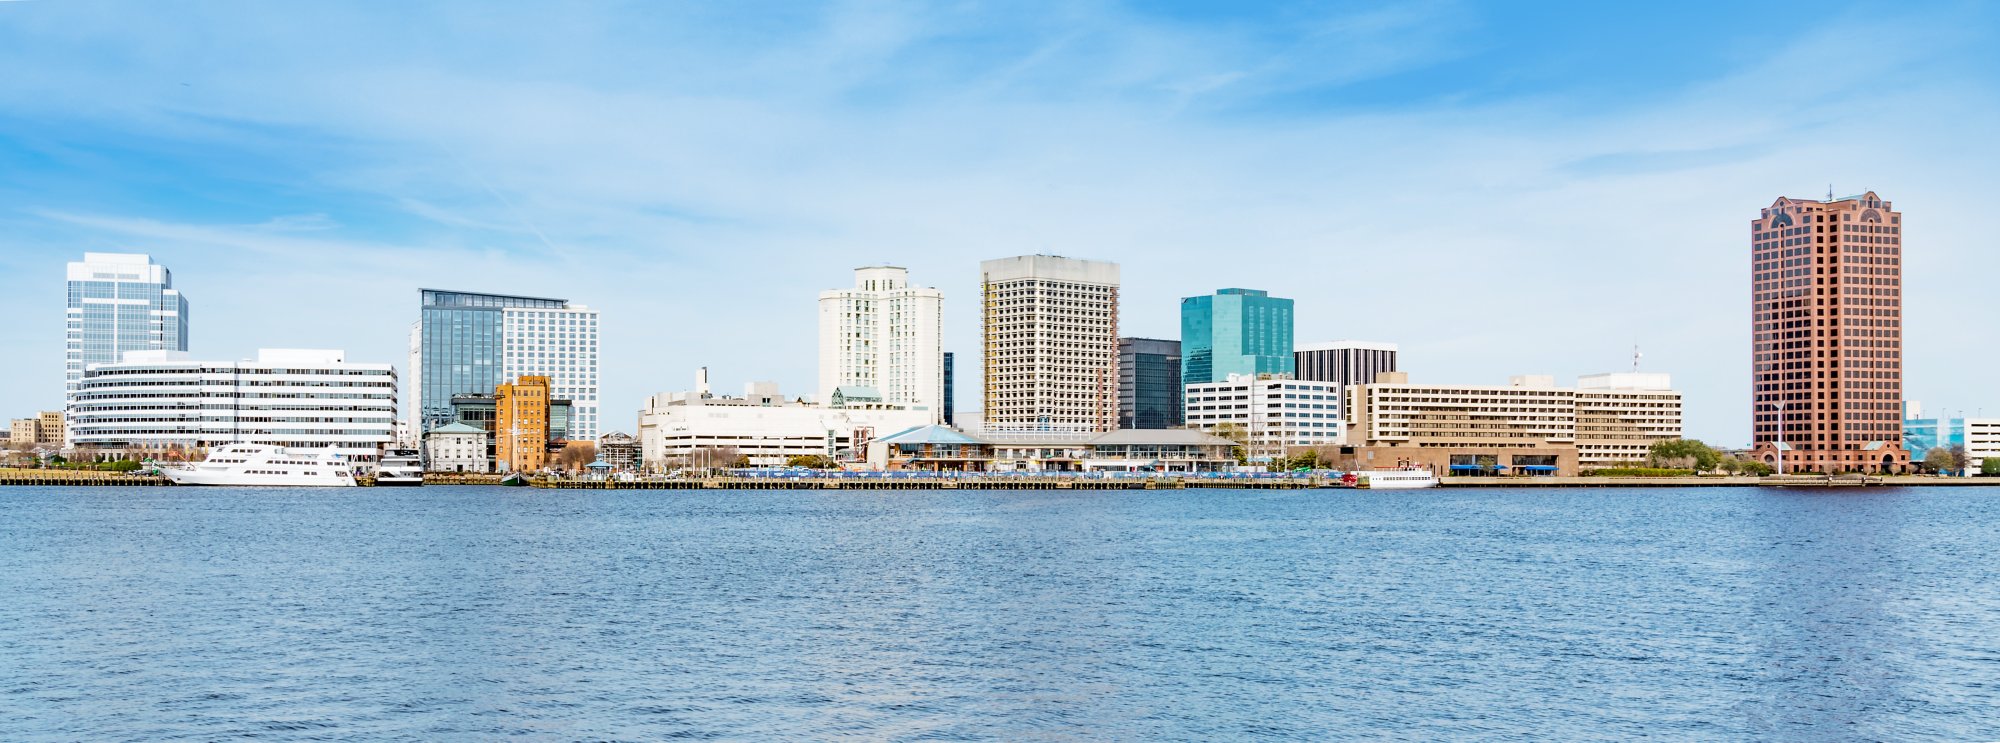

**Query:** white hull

left=375, top=449, right=423, bottom=487
left=163, top=469, right=356, bottom=487
left=1353, top=470, right=1440, bottom=490
left=158, top=443, right=358, bottom=487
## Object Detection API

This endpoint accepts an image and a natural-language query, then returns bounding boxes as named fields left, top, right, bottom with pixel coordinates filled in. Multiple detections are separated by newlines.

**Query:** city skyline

left=4, top=2, right=1999, bottom=444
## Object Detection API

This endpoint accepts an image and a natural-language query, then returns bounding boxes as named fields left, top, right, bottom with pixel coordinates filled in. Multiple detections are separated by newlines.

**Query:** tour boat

left=1342, top=468, right=1440, bottom=490
left=157, top=444, right=357, bottom=487
left=375, top=448, right=424, bottom=487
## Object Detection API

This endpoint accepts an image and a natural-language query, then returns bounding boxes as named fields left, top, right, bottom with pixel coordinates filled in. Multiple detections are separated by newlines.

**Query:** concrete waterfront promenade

left=5, top=468, right=1997, bottom=489
left=530, top=474, right=1331, bottom=490
left=529, top=473, right=2000, bottom=490
left=1442, top=475, right=2000, bottom=488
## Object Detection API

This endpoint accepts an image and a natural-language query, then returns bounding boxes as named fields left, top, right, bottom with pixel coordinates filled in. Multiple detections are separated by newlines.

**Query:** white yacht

left=1342, top=468, right=1441, bottom=490
left=376, top=448, right=424, bottom=487
left=157, top=444, right=357, bottom=487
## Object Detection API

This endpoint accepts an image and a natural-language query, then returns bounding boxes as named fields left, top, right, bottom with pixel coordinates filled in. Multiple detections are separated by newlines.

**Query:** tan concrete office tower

left=981, top=255, right=1120, bottom=433
left=1749, top=191, right=1909, bottom=474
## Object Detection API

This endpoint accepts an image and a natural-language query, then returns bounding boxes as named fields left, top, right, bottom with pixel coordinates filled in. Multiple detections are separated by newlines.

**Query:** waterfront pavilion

left=868, top=425, right=993, bottom=472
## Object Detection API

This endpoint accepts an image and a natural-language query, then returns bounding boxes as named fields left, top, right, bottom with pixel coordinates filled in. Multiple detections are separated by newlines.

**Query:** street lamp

left=1771, top=400, right=1787, bottom=475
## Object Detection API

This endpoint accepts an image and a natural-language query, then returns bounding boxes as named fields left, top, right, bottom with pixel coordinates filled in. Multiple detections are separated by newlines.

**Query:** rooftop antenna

left=1632, top=345, right=1642, bottom=372
left=1827, top=184, right=1835, bottom=201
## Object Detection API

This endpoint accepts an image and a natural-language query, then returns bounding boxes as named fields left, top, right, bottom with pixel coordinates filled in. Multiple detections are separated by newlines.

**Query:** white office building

left=1965, top=419, right=2000, bottom=474
left=502, top=303, right=600, bottom=439
left=1184, top=374, right=1345, bottom=461
left=637, top=372, right=930, bottom=469
left=980, top=255, right=1121, bottom=433
left=817, top=266, right=944, bottom=421
left=69, top=349, right=396, bottom=469
left=66, top=253, right=190, bottom=409
left=1574, top=372, right=1685, bottom=466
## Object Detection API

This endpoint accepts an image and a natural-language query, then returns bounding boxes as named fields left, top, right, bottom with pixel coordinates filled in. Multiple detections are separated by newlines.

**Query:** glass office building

left=65, top=253, right=190, bottom=403
left=1903, top=417, right=1965, bottom=457
left=942, top=352, right=956, bottom=426
left=1180, top=288, right=1293, bottom=385
left=412, top=289, right=600, bottom=439
left=1119, top=337, right=1183, bottom=429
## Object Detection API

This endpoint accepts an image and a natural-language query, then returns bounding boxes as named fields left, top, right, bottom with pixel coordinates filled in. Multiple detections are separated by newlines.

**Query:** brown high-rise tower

left=1749, top=191, right=1909, bottom=474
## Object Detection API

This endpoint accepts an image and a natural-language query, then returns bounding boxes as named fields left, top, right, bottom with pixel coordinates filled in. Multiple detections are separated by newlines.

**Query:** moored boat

left=375, top=448, right=424, bottom=487
left=156, top=444, right=356, bottom=487
left=1342, top=467, right=1440, bottom=490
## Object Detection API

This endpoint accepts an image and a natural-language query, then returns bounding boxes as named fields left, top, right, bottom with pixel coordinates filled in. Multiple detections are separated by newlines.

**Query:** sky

left=2, top=0, right=1996, bottom=445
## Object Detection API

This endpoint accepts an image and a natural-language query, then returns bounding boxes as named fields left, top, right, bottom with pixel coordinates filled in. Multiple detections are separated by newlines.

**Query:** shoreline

left=5, top=470, right=1998, bottom=489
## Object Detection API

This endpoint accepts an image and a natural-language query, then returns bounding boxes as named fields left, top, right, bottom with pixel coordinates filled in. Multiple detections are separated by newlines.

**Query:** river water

left=2, top=486, right=1996, bottom=740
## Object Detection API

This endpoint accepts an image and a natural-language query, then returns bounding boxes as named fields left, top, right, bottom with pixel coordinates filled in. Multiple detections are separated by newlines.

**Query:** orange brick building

left=496, top=375, right=551, bottom=473
left=1749, top=192, right=1909, bottom=474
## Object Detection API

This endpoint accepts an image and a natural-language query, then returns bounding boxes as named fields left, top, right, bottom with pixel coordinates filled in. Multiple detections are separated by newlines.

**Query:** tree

left=1923, top=446, right=1964, bottom=474
left=1210, top=422, right=1249, bottom=464
left=685, top=446, right=740, bottom=472
left=1649, top=439, right=1720, bottom=472
left=1271, top=449, right=1320, bottom=472
left=786, top=454, right=836, bottom=469
left=1738, top=460, right=1774, bottom=477
left=552, top=441, right=597, bottom=471
left=1983, top=458, right=2000, bottom=477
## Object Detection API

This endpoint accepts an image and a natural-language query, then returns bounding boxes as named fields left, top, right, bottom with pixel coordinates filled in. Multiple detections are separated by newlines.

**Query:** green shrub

left=1580, top=467, right=1695, bottom=477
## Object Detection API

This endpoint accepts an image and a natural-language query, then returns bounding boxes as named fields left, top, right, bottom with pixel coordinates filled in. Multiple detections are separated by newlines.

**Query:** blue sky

left=3, top=0, right=1996, bottom=444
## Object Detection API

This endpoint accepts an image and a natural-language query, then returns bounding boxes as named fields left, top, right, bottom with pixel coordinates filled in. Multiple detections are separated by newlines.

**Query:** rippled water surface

left=3, top=486, right=1998, bottom=740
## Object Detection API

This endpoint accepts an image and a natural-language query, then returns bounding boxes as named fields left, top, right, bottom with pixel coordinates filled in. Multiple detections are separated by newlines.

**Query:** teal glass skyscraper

left=1180, top=288, right=1294, bottom=384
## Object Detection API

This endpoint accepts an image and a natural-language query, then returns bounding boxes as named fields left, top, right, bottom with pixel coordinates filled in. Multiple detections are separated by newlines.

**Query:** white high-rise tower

left=66, top=253, right=189, bottom=402
left=817, top=266, right=944, bottom=421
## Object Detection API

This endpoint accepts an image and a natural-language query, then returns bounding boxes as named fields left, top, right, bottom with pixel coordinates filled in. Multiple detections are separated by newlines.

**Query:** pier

left=0, top=469, right=168, bottom=486
left=527, top=476, right=1328, bottom=490
left=2, top=469, right=1993, bottom=490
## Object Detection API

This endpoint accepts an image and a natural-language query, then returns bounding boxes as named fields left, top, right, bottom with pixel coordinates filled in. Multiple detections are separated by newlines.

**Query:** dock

left=1441, top=476, right=1763, bottom=488
left=3, top=469, right=1992, bottom=490
left=528, top=476, right=1330, bottom=490
left=0, top=469, right=168, bottom=486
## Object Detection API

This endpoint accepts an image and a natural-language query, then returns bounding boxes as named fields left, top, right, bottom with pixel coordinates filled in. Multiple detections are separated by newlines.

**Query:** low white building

left=637, top=373, right=931, bottom=469
left=425, top=422, right=489, bottom=473
left=1184, top=374, right=1344, bottom=461
left=1967, top=419, right=2000, bottom=474
left=69, top=349, right=396, bottom=470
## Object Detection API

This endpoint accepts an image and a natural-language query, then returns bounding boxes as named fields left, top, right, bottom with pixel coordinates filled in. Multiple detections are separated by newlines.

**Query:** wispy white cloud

left=0, top=2, right=1994, bottom=442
